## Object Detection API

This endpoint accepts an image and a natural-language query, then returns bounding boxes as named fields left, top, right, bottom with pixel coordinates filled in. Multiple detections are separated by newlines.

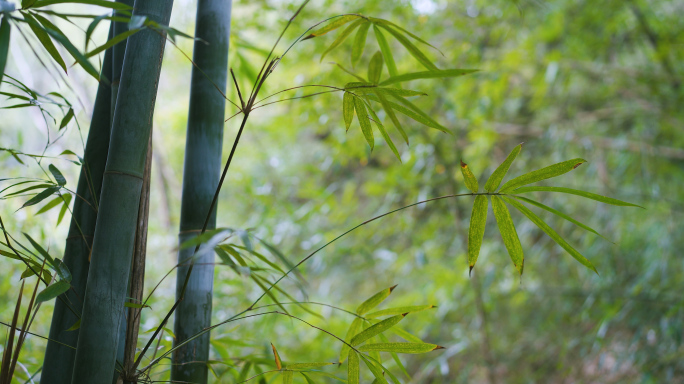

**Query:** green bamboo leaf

left=49, top=164, right=66, bottom=186
left=375, top=92, right=407, bottom=144
left=30, top=0, right=134, bottom=9
left=0, top=15, right=11, bottom=86
left=124, top=302, right=150, bottom=309
left=460, top=160, right=478, bottom=192
left=36, top=280, right=70, bottom=303
left=59, top=108, right=74, bottom=129
left=379, top=69, right=478, bottom=86
left=53, top=257, right=71, bottom=282
left=368, top=51, right=383, bottom=84
left=499, top=158, right=587, bottom=193
left=343, top=91, right=355, bottom=131
left=503, top=196, right=598, bottom=274
left=353, top=96, right=374, bottom=150
left=358, top=343, right=443, bottom=354
left=23, top=12, right=67, bottom=73
left=282, top=370, right=293, bottom=384
left=356, top=284, right=396, bottom=315
left=351, top=21, right=370, bottom=67
left=388, top=94, right=449, bottom=133
left=65, top=319, right=80, bottom=331
left=366, top=93, right=445, bottom=132
left=388, top=326, right=423, bottom=343
left=4, top=183, right=54, bottom=198
left=56, top=193, right=71, bottom=225
left=374, top=87, right=426, bottom=97
left=378, top=24, right=438, bottom=71
left=351, top=314, right=406, bottom=346
left=468, top=195, right=488, bottom=274
left=339, top=317, right=362, bottom=363
left=23, top=233, right=55, bottom=265
left=320, top=19, right=365, bottom=62
left=22, top=0, right=38, bottom=8
left=334, top=63, right=367, bottom=82
left=375, top=333, right=409, bottom=379
left=360, top=355, right=389, bottom=384
left=21, top=186, right=60, bottom=209
left=485, top=144, right=522, bottom=192
left=373, top=25, right=397, bottom=77
left=85, top=27, right=141, bottom=58
left=84, top=13, right=110, bottom=51
left=367, top=103, right=400, bottom=160
left=304, top=15, right=361, bottom=39
left=511, top=195, right=609, bottom=240
left=510, top=186, right=643, bottom=208
left=286, top=362, right=336, bottom=369
left=348, top=350, right=359, bottom=384
left=370, top=18, right=443, bottom=55
left=366, top=305, right=435, bottom=318
left=300, top=373, right=315, bottom=384
left=491, top=196, right=524, bottom=275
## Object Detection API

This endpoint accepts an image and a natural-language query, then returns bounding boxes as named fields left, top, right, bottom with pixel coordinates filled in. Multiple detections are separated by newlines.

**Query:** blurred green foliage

left=1, top=0, right=682, bottom=382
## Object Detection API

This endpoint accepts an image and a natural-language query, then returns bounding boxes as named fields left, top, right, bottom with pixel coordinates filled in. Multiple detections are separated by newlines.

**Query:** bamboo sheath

left=71, top=1, right=173, bottom=382
left=171, top=0, right=231, bottom=382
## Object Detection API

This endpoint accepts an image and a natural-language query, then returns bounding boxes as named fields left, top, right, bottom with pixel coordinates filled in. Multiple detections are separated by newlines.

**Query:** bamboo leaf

left=23, top=12, right=67, bottom=73
left=468, top=195, right=488, bottom=274
left=460, top=160, right=478, bottom=192
left=343, top=91, right=355, bottom=131
left=365, top=93, right=447, bottom=132
left=351, top=314, right=406, bottom=346
left=358, top=343, right=443, bottom=354
left=339, top=317, right=362, bottom=363
left=65, top=319, right=80, bottom=331
left=368, top=51, right=383, bottom=84
left=511, top=195, right=609, bottom=240
left=377, top=332, right=410, bottom=379
left=286, top=362, right=336, bottom=369
left=388, top=326, right=423, bottom=343
left=48, top=164, right=66, bottom=186
left=388, top=94, right=449, bottom=133
left=351, top=21, right=370, bottom=67
left=124, top=302, right=150, bottom=309
left=300, top=373, right=316, bottom=384
left=503, top=196, right=598, bottom=274
left=0, top=15, right=11, bottom=86
left=348, top=350, right=359, bottom=384
left=21, top=186, right=60, bottom=209
left=59, top=108, right=74, bottom=129
left=356, top=284, right=396, bottom=315
left=491, top=196, right=524, bottom=275
left=499, top=158, right=587, bottom=193
left=373, top=25, right=397, bottom=77
left=485, top=144, right=522, bottom=192
left=360, top=355, right=389, bottom=384
left=36, top=280, right=70, bottom=303
left=30, top=0, right=134, bottom=9
left=85, top=28, right=141, bottom=58
left=379, top=69, right=478, bottom=86
left=510, top=186, right=643, bottom=208
left=23, top=233, right=54, bottom=265
left=305, top=15, right=361, bottom=39
left=367, top=103, right=400, bottom=160
left=56, top=193, right=71, bottom=225
left=353, top=96, right=374, bottom=150
left=320, top=19, right=365, bottom=62
left=334, top=63, right=367, bottom=82
left=282, top=370, right=293, bottom=384
left=366, top=305, right=435, bottom=318
left=371, top=18, right=442, bottom=55
left=375, top=92, right=407, bottom=144
left=378, top=24, right=438, bottom=71
left=271, top=343, right=283, bottom=370
left=4, top=183, right=54, bottom=198
left=53, top=257, right=71, bottom=282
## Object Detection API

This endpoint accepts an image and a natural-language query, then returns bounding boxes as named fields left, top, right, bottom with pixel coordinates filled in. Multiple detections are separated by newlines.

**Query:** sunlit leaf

left=373, top=25, right=396, bottom=77
left=358, top=342, right=443, bottom=354
left=368, top=51, right=383, bottom=84
left=374, top=92, right=407, bottom=144
left=57, top=193, right=71, bottom=225
left=379, top=69, right=478, bottom=86
left=343, top=91, right=355, bottom=131
left=371, top=18, right=443, bottom=55
left=491, top=196, right=524, bottom=275
left=511, top=195, right=609, bottom=240
left=460, top=160, right=478, bottom=192
left=468, top=195, right=488, bottom=274
left=388, top=326, right=423, bottom=343
left=353, top=96, right=374, bottom=150
left=377, top=332, right=409, bottom=379
left=348, top=350, right=359, bottom=384
left=360, top=355, right=389, bottom=384
left=498, top=158, right=587, bottom=193
left=351, top=314, right=406, bottom=346
left=271, top=343, right=283, bottom=370
left=367, top=103, right=400, bottom=160
left=351, top=21, right=370, bottom=67
left=356, top=285, right=396, bottom=315
left=339, top=317, right=362, bottom=363
left=510, top=186, right=643, bottom=208
left=36, top=280, right=70, bottom=303
left=366, top=305, right=435, bottom=318
left=387, top=94, right=449, bottom=133
left=333, top=62, right=366, bottom=82
left=301, top=373, right=316, bottom=384
left=282, top=370, right=293, bottom=384
left=305, top=15, right=361, bottom=39
left=378, top=24, right=438, bottom=71
left=485, top=143, right=522, bottom=192
left=320, top=19, right=365, bottom=62
left=503, top=196, right=598, bottom=274
left=286, top=362, right=336, bottom=369
left=49, top=164, right=66, bottom=186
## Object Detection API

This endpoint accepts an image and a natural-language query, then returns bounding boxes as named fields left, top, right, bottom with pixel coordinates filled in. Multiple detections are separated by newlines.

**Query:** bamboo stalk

left=171, top=1, right=232, bottom=382
left=70, top=1, right=174, bottom=381
left=40, top=28, right=114, bottom=384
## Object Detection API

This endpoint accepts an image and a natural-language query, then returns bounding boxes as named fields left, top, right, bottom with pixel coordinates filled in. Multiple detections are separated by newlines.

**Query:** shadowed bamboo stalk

left=70, top=1, right=174, bottom=381
left=40, top=28, right=114, bottom=384
left=171, top=0, right=231, bottom=382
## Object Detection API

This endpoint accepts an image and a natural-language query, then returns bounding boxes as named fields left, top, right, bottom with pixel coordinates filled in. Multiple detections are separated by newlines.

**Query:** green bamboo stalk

left=171, top=1, right=231, bottom=382
left=111, top=0, right=134, bottom=117
left=40, top=28, right=114, bottom=384
left=70, top=1, right=174, bottom=382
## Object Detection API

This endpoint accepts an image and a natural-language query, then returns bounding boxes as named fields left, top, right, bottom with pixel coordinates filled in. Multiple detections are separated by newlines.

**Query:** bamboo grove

left=0, top=0, right=641, bottom=383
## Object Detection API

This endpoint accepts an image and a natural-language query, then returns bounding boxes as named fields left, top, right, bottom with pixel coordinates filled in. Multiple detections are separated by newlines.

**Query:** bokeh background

left=1, top=0, right=682, bottom=382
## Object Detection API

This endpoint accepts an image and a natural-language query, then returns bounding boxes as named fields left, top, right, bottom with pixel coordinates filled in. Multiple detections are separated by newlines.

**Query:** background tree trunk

left=171, top=0, right=231, bottom=382
left=70, top=1, right=174, bottom=381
